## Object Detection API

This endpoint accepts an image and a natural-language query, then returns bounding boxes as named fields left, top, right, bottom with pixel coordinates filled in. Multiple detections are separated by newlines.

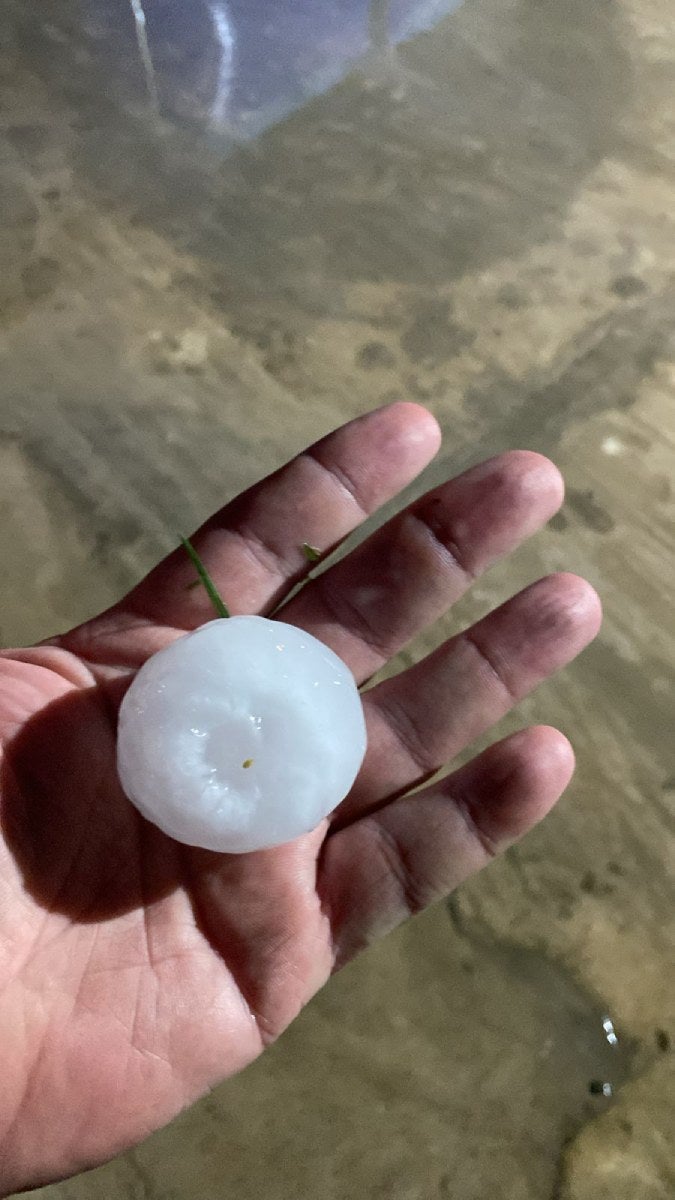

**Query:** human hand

left=0, top=404, right=600, bottom=1194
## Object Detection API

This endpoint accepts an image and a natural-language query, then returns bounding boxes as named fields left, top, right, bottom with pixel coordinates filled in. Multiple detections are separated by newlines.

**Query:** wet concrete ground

left=2, top=0, right=674, bottom=1196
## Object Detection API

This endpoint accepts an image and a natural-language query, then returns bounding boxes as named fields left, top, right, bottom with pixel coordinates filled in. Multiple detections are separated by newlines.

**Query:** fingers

left=321, top=726, right=575, bottom=967
left=114, top=402, right=441, bottom=629
left=280, top=450, right=564, bottom=680
left=337, top=572, right=600, bottom=824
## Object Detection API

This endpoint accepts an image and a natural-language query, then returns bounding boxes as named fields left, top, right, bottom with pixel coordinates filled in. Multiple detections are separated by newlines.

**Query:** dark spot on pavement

left=579, top=870, right=614, bottom=897
left=567, top=487, right=615, bottom=533
left=400, top=297, right=474, bottom=366
left=356, top=340, right=397, bottom=369
left=6, top=124, right=50, bottom=154
left=610, top=275, right=648, bottom=299
left=21, top=257, right=61, bottom=303
left=496, top=282, right=527, bottom=309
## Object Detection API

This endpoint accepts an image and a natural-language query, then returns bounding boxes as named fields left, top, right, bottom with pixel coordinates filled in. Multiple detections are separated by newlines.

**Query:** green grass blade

left=180, top=535, right=230, bottom=618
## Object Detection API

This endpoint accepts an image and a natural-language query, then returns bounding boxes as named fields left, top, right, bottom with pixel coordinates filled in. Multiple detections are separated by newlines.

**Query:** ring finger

left=281, top=450, right=564, bottom=681
left=335, top=571, right=601, bottom=825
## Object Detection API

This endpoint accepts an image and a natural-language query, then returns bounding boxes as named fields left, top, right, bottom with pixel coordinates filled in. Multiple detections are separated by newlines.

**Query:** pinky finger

left=321, top=726, right=575, bottom=969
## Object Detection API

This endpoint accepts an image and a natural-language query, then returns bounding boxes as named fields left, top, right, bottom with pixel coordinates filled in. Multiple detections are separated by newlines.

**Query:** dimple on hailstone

left=117, top=616, right=367, bottom=852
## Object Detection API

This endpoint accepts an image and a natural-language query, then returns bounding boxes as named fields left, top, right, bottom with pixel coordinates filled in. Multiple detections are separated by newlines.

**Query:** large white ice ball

left=116, top=616, right=367, bottom=853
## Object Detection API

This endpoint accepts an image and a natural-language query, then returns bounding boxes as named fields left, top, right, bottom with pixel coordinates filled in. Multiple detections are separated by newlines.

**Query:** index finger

left=71, top=404, right=441, bottom=658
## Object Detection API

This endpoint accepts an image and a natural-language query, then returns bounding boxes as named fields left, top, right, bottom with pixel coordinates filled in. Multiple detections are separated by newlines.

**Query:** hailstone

left=117, top=616, right=367, bottom=853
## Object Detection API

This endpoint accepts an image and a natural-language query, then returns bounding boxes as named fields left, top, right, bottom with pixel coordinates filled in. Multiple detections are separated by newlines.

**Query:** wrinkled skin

left=0, top=405, right=600, bottom=1194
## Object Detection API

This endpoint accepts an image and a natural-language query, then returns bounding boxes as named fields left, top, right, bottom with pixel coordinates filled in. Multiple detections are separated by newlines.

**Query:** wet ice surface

left=117, top=617, right=366, bottom=852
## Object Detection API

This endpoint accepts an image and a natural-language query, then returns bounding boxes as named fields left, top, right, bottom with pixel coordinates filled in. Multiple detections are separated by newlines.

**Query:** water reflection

left=84, top=0, right=464, bottom=134
left=129, top=0, right=160, bottom=113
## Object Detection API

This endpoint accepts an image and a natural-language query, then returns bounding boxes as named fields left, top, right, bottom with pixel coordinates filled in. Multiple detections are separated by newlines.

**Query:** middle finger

left=280, top=450, right=564, bottom=680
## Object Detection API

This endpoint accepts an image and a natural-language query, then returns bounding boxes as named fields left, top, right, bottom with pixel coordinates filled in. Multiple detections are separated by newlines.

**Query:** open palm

left=0, top=404, right=600, bottom=1195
